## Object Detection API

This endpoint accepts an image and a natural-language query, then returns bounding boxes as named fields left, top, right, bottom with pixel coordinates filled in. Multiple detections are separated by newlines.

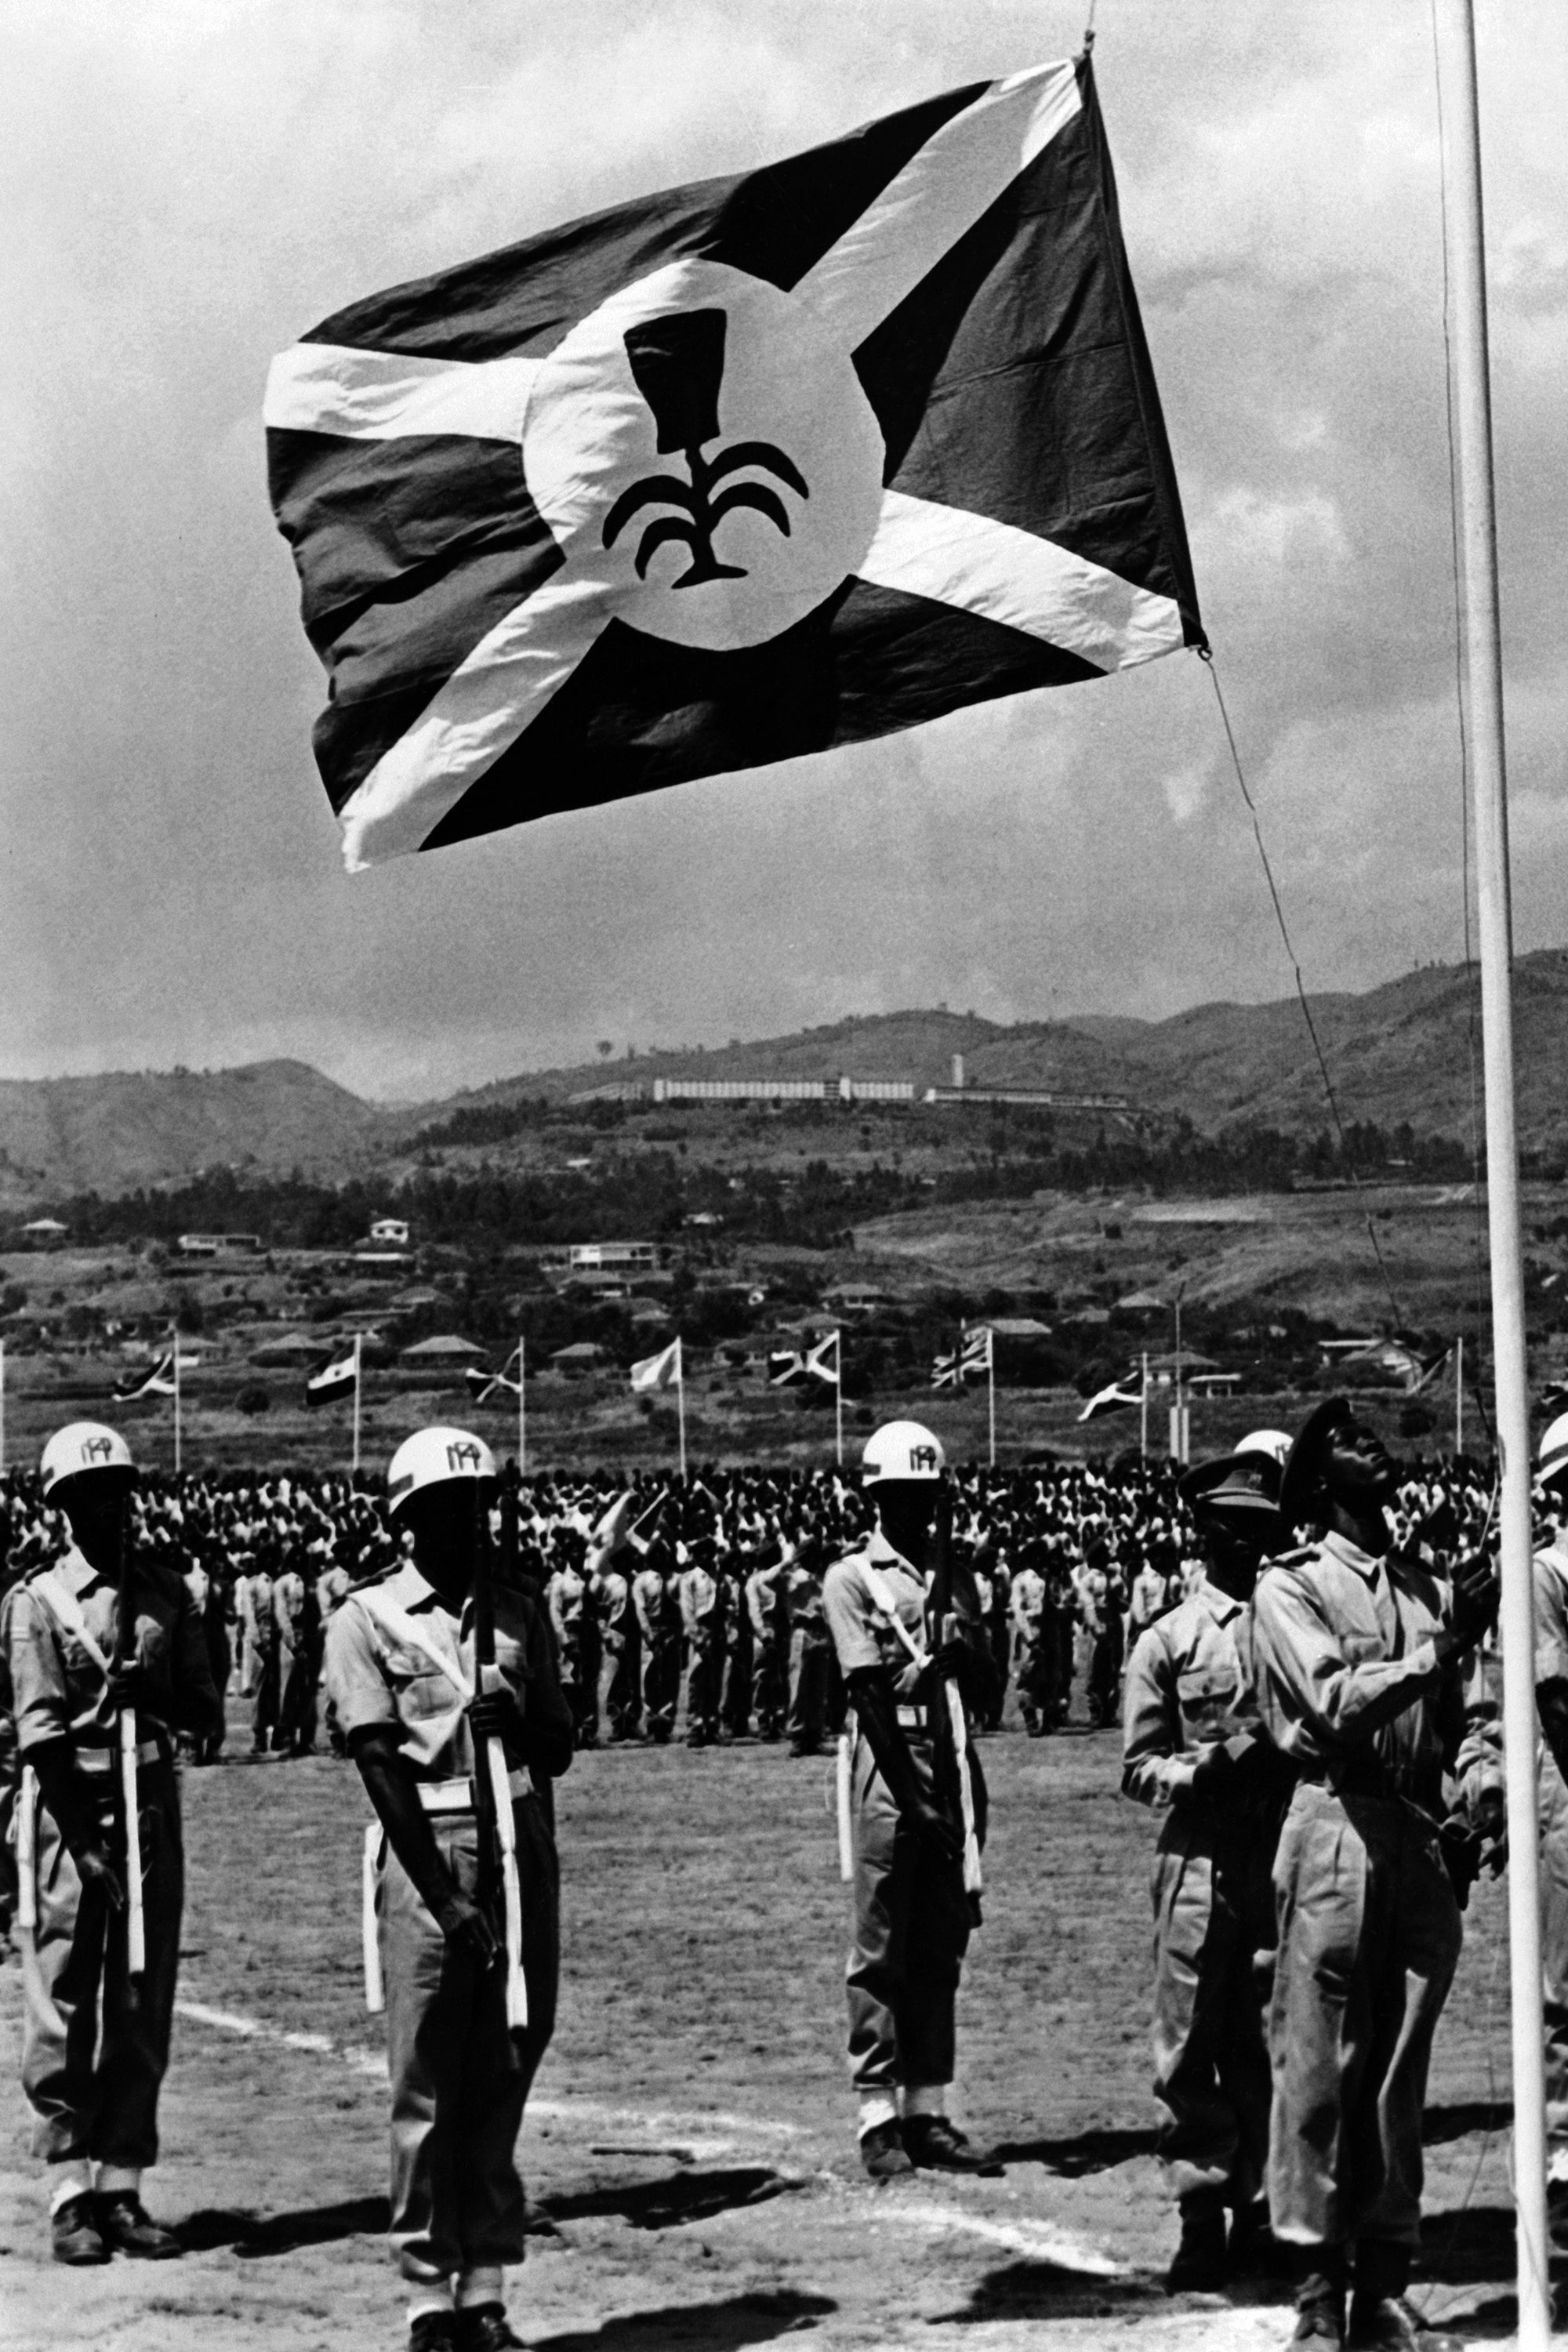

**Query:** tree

left=597, top=1040, right=615, bottom=1060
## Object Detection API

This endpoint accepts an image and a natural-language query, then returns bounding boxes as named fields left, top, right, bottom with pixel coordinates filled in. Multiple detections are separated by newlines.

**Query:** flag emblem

left=267, top=59, right=1202, bottom=870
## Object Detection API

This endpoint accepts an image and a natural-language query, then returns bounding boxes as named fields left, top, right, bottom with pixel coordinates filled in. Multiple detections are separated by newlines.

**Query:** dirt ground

left=0, top=1713, right=1534, bottom=2352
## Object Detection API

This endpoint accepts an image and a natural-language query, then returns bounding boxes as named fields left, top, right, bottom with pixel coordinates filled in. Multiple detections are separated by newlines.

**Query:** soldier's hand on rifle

left=469, top=1689, right=522, bottom=1745
left=76, top=1845, right=127, bottom=1911
left=1449, top=1553, right=1500, bottom=1650
left=437, top=1885, right=503, bottom=1970
left=906, top=1795, right=964, bottom=1863
left=1188, top=1743, right=1235, bottom=1799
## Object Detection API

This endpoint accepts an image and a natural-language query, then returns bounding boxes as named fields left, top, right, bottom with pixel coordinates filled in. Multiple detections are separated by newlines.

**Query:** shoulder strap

left=28, top=1570, right=114, bottom=1682
left=857, top=1559, right=927, bottom=1667
left=356, top=1588, right=475, bottom=1702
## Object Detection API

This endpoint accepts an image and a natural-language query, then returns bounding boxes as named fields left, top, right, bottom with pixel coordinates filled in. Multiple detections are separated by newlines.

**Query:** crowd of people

left=0, top=1445, right=1499, bottom=1767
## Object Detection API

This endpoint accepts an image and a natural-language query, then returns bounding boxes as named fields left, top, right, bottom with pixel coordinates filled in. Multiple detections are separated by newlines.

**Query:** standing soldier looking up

left=823, top=1421, right=993, bottom=2180
left=1525, top=1410, right=1568, bottom=2217
left=325, top=1427, right=574, bottom=2352
left=1250, top=1400, right=1501, bottom=2352
left=1123, top=1439, right=1294, bottom=2292
left=5, top=1422, right=221, bottom=2264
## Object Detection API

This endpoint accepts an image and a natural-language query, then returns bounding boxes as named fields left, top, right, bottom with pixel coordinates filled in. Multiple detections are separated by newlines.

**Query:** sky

left=4, top=0, right=1566, bottom=1103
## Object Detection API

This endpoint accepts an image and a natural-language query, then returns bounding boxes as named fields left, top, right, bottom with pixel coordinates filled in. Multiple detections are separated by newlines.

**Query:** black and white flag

left=306, top=1345, right=360, bottom=1407
left=466, top=1345, right=523, bottom=1405
left=267, top=59, right=1202, bottom=869
left=1076, top=1373, right=1144, bottom=1423
left=114, top=1351, right=178, bottom=1402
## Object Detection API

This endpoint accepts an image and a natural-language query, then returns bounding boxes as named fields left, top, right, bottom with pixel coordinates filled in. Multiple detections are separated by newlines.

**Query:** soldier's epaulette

left=1259, top=1544, right=1317, bottom=1572
left=345, top=1562, right=399, bottom=1594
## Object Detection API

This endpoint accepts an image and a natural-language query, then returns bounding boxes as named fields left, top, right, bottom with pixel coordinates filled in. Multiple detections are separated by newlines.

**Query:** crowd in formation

left=0, top=1446, right=1499, bottom=1766
left=1, top=1404, right=1546, bottom=2352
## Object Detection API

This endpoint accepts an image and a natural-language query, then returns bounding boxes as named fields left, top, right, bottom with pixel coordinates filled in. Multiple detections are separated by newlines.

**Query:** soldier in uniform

left=786, top=1538, right=832, bottom=1757
left=720, top=1552, right=753, bottom=1740
left=1123, top=1443, right=1294, bottom=2290
left=546, top=1539, right=593, bottom=1751
left=678, top=1539, right=723, bottom=1747
left=325, top=1426, right=573, bottom=2352
left=823, top=1421, right=993, bottom=2180
left=1250, top=1399, right=1500, bottom=2352
left=238, top=1548, right=279, bottom=1754
left=1526, top=1410, right=1568, bottom=2212
left=632, top=1538, right=679, bottom=1744
left=593, top=1541, right=641, bottom=1744
left=274, top=1545, right=318, bottom=1757
left=1010, top=1544, right=1048, bottom=1737
left=5, top=1422, right=221, bottom=2263
left=746, top=1543, right=790, bottom=1741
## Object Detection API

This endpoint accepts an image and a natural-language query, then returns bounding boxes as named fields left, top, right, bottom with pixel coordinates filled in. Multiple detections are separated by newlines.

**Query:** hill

left=0, top=1060, right=383, bottom=1200
left=6, top=950, right=1568, bottom=1200
left=401, top=949, right=1568, bottom=1152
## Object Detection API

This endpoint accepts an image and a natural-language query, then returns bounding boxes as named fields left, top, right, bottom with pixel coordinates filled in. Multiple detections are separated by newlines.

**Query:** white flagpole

left=833, top=1327, right=843, bottom=1468
left=351, top=1333, right=362, bottom=1475
left=172, top=1323, right=183, bottom=1474
left=1436, top=5, right=1548, bottom=2339
left=518, top=1333, right=526, bottom=1479
left=675, top=1336, right=687, bottom=1483
left=0, top=1337, right=6, bottom=1475
left=986, top=1333, right=996, bottom=1468
left=1455, top=1331, right=1464, bottom=1455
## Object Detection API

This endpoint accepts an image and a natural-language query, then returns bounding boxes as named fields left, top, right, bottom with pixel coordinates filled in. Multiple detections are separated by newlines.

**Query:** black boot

left=1291, top=2247, right=1347, bottom=2346
left=1167, top=2196, right=1227, bottom=2292
left=1347, top=2241, right=1463, bottom=2352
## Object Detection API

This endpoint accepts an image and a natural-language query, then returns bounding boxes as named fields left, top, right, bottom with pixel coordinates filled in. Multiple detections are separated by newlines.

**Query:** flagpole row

left=1435, top=5, right=1549, bottom=2342
left=518, top=1331, right=527, bottom=1480
left=351, top=1333, right=362, bottom=1475
left=676, top=1336, right=687, bottom=1483
left=172, top=1319, right=182, bottom=1475
left=834, top=1327, right=843, bottom=1468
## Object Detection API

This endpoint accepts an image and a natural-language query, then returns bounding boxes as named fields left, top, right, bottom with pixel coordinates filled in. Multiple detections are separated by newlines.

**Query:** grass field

left=0, top=1688, right=1532, bottom=2352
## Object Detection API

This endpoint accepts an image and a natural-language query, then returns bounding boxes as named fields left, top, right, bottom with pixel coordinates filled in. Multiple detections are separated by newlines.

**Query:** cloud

left=3, top=1, right=1566, bottom=1097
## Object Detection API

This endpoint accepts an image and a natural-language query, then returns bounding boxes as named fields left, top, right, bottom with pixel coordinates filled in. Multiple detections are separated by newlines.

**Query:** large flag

left=960, top=1327, right=994, bottom=1378
left=267, top=59, right=1202, bottom=869
left=630, top=1337, right=682, bottom=1393
left=804, top=1330, right=840, bottom=1388
left=306, top=1344, right=360, bottom=1407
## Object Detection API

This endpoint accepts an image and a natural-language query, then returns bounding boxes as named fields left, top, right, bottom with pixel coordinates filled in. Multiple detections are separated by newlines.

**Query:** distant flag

left=114, top=1351, right=178, bottom=1402
left=466, top=1345, right=523, bottom=1405
left=804, top=1330, right=840, bottom=1388
left=630, top=1338, right=683, bottom=1393
left=769, top=1348, right=806, bottom=1388
left=265, top=57, right=1202, bottom=871
left=1403, top=1344, right=1455, bottom=1396
left=931, top=1346, right=962, bottom=1391
left=306, top=1344, right=360, bottom=1407
left=1077, top=1374, right=1144, bottom=1424
left=960, top=1327, right=994, bottom=1378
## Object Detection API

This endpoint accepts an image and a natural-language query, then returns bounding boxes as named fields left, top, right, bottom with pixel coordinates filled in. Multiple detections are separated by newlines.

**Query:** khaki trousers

left=844, top=1731, right=971, bottom=2092
left=21, top=1762, right=183, bottom=2169
left=378, top=1798, right=559, bottom=2281
left=1268, top=1781, right=1461, bottom=2249
left=1149, top=1813, right=1275, bottom=2207
left=1540, top=1752, right=1568, bottom=2144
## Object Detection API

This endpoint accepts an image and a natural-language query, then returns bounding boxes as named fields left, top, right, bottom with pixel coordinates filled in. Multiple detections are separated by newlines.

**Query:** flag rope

left=1201, top=648, right=1410, bottom=1337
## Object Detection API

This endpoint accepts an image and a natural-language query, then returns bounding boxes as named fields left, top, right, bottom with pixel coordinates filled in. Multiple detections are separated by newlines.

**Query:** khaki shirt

left=1250, top=1531, right=1491, bottom=1798
left=1535, top=1540, right=1568, bottom=1687
left=8, top=1544, right=216, bottom=1753
left=1121, top=1579, right=1264, bottom=1809
left=324, top=1563, right=557, bottom=1780
left=822, top=1531, right=927, bottom=1697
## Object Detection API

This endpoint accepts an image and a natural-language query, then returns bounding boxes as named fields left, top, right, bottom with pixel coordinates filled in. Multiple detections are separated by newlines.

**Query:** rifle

left=114, top=1490, right=146, bottom=2003
left=472, top=1483, right=527, bottom=2030
left=928, top=1480, right=984, bottom=1917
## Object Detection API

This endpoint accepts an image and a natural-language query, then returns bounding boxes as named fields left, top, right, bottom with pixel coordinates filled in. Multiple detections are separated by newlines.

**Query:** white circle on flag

left=521, top=259, right=885, bottom=652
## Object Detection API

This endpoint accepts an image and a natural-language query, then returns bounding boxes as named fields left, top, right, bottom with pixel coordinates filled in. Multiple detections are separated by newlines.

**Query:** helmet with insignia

left=1537, top=1410, right=1568, bottom=1499
left=862, top=1419, right=946, bottom=1486
left=1235, top=1428, right=1291, bottom=1468
left=1278, top=1396, right=1356, bottom=1527
left=386, top=1426, right=496, bottom=1517
left=41, top=1421, right=135, bottom=1497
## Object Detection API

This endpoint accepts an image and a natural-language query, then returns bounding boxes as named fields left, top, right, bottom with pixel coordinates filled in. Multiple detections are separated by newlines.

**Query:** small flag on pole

left=306, top=1346, right=361, bottom=1407
left=960, top=1327, right=994, bottom=1378
left=466, top=1345, right=523, bottom=1405
left=1077, top=1374, right=1145, bottom=1424
left=630, top=1338, right=682, bottom=1393
left=804, top=1330, right=840, bottom=1388
left=931, top=1345, right=963, bottom=1391
left=266, top=56, right=1202, bottom=871
left=113, top=1350, right=194, bottom=1402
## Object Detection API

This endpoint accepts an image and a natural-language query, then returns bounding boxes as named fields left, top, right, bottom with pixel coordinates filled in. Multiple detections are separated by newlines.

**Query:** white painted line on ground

left=877, top=2198, right=1127, bottom=2278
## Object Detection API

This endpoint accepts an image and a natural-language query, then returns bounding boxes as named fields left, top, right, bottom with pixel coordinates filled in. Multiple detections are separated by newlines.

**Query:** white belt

left=895, top=1704, right=929, bottom=1730
left=74, top=1740, right=165, bottom=1775
left=416, top=1769, right=530, bottom=1814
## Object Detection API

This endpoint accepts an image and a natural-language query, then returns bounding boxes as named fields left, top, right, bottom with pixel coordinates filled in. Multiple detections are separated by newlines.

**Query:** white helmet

left=1537, top=1412, right=1568, bottom=1494
left=862, top=1419, right=946, bottom=1486
left=1236, top=1428, right=1292, bottom=1468
left=386, top=1426, right=496, bottom=1516
left=41, top=1421, right=134, bottom=1496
